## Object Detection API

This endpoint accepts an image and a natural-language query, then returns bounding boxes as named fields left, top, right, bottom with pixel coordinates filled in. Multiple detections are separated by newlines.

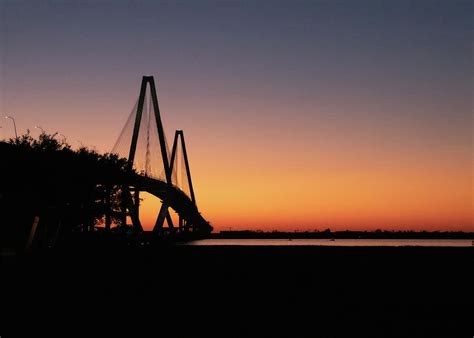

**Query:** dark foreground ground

left=1, top=241, right=473, bottom=337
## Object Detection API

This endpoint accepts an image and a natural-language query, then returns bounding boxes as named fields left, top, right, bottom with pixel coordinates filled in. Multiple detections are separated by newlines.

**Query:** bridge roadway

left=131, top=174, right=212, bottom=234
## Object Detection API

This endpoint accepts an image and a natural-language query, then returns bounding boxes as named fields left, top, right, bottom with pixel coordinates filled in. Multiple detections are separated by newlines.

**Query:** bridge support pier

left=134, top=189, right=140, bottom=220
left=129, top=188, right=142, bottom=232
left=153, top=199, right=170, bottom=233
left=153, top=198, right=176, bottom=233
left=105, top=185, right=111, bottom=232
left=120, top=186, right=143, bottom=232
left=166, top=212, right=174, bottom=231
left=121, top=185, right=128, bottom=228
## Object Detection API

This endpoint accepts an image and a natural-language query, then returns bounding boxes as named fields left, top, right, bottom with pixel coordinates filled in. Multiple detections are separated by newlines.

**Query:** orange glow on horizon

left=138, top=133, right=473, bottom=232
left=6, top=82, right=473, bottom=233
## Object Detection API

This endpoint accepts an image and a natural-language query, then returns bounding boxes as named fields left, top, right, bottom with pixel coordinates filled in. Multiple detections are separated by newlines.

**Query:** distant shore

left=212, top=229, right=474, bottom=239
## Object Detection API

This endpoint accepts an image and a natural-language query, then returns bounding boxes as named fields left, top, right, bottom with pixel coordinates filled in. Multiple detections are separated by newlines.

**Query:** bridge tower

left=167, top=130, right=196, bottom=232
left=128, top=76, right=171, bottom=183
left=115, top=75, right=210, bottom=235
left=120, top=76, right=172, bottom=232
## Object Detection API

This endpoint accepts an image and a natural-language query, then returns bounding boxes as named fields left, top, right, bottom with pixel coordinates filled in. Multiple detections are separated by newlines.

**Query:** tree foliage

left=0, top=132, right=133, bottom=248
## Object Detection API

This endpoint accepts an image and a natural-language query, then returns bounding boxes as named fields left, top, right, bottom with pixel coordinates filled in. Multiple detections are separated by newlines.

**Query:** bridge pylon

left=113, top=75, right=212, bottom=235
left=128, top=76, right=171, bottom=183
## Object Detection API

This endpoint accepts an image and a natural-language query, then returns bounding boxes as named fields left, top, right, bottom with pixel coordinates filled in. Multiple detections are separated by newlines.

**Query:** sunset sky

left=1, top=0, right=472, bottom=231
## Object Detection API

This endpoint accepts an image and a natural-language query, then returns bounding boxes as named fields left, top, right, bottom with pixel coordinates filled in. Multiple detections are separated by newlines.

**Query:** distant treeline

left=214, top=230, right=474, bottom=239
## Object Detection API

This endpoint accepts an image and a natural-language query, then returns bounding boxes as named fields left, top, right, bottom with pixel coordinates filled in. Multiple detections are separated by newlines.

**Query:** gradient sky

left=1, top=0, right=472, bottom=231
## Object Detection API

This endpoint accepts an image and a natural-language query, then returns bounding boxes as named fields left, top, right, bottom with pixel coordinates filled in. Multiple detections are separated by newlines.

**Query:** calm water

left=187, top=238, right=474, bottom=247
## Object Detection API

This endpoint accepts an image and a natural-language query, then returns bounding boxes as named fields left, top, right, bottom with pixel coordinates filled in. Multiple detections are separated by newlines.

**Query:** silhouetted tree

left=0, top=132, right=134, bottom=249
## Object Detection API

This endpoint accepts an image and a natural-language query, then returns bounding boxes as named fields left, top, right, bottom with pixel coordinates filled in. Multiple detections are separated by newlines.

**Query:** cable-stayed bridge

left=111, top=76, right=211, bottom=235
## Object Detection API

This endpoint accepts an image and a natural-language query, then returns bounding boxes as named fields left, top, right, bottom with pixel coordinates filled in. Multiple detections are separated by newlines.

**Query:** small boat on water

left=329, top=238, right=336, bottom=242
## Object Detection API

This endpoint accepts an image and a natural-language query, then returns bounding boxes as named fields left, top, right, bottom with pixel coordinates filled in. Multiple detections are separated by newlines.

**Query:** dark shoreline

left=212, top=230, right=474, bottom=240
left=1, top=244, right=473, bottom=336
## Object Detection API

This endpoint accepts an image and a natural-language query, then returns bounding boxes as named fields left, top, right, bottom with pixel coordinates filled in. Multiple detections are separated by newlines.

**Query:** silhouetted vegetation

left=0, top=132, right=133, bottom=250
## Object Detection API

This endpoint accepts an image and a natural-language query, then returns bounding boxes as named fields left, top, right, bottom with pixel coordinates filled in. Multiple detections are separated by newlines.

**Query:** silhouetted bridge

left=112, top=76, right=212, bottom=235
